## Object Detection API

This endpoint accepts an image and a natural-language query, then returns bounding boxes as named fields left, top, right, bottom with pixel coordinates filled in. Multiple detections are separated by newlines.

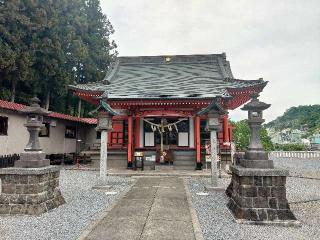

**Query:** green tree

left=82, top=0, right=116, bottom=83
left=0, top=0, right=34, bottom=102
left=274, top=143, right=307, bottom=151
left=233, top=120, right=274, bottom=151
left=233, top=120, right=250, bottom=151
left=260, top=127, right=274, bottom=151
left=0, top=0, right=116, bottom=115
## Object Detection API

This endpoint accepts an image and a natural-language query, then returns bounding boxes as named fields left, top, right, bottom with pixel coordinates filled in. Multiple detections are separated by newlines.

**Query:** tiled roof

left=0, top=99, right=97, bottom=125
left=70, top=54, right=266, bottom=99
left=0, top=100, right=25, bottom=111
left=48, top=112, right=97, bottom=125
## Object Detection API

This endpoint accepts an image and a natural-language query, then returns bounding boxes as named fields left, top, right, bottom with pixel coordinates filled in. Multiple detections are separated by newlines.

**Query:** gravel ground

left=188, top=158, right=320, bottom=240
left=0, top=170, right=133, bottom=240
left=272, top=157, right=320, bottom=179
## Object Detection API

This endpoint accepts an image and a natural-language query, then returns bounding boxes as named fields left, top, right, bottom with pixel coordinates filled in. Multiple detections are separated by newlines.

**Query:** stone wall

left=0, top=166, right=65, bottom=215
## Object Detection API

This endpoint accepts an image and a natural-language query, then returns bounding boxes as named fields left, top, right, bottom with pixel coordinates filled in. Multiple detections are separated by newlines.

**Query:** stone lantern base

left=14, top=152, right=50, bottom=168
left=0, top=166, right=65, bottom=215
left=226, top=165, right=298, bottom=225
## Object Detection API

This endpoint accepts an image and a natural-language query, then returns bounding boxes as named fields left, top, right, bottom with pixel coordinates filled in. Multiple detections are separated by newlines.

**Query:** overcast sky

left=100, top=0, right=320, bottom=122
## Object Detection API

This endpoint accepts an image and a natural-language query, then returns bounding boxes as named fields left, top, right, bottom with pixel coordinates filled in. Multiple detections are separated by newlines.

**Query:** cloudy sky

left=100, top=0, right=320, bottom=122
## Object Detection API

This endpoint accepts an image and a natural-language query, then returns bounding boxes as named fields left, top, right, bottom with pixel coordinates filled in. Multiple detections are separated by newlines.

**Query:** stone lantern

left=15, top=97, right=50, bottom=168
left=197, top=99, right=226, bottom=191
left=92, top=99, right=117, bottom=181
left=240, top=93, right=273, bottom=169
left=96, top=110, right=113, bottom=181
left=0, top=97, right=65, bottom=215
left=96, top=110, right=113, bottom=132
left=206, top=111, right=223, bottom=189
left=226, top=94, right=298, bottom=225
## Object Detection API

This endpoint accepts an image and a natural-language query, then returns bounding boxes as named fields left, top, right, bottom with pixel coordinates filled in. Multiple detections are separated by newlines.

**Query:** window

left=65, top=126, right=76, bottom=139
left=144, top=120, right=155, bottom=147
left=177, top=119, right=189, bottom=146
left=39, top=122, right=50, bottom=137
left=177, top=120, right=189, bottom=132
left=0, top=116, right=8, bottom=135
left=111, top=132, right=123, bottom=144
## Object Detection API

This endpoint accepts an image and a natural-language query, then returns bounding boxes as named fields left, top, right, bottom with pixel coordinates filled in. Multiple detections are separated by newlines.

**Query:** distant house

left=0, top=99, right=97, bottom=156
left=310, top=133, right=320, bottom=150
left=291, top=129, right=302, bottom=143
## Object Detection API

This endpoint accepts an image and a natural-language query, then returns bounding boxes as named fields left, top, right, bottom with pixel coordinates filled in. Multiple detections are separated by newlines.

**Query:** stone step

left=155, top=165, right=174, bottom=171
left=173, top=151, right=196, bottom=163
left=173, top=151, right=196, bottom=156
left=173, top=160, right=195, bottom=166
left=173, top=165, right=195, bottom=170
left=174, top=156, right=195, bottom=161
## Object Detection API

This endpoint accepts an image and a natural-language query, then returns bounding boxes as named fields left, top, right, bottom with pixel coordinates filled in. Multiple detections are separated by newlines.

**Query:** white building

left=0, top=99, right=97, bottom=156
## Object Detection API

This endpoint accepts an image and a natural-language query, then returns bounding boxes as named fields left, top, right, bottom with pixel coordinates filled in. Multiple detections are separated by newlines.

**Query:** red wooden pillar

left=223, top=115, right=229, bottom=143
left=127, top=116, right=133, bottom=168
left=195, top=116, right=202, bottom=170
left=135, top=117, right=140, bottom=149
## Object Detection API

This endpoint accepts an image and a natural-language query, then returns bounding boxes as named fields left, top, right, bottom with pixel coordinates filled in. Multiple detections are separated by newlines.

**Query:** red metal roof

left=0, top=99, right=97, bottom=125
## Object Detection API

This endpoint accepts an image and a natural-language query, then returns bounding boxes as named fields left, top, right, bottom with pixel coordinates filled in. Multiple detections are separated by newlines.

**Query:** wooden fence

left=0, top=154, right=20, bottom=168
left=269, top=151, right=320, bottom=159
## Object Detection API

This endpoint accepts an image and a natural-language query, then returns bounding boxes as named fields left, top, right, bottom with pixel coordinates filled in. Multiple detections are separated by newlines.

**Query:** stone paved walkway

left=85, top=177, right=196, bottom=240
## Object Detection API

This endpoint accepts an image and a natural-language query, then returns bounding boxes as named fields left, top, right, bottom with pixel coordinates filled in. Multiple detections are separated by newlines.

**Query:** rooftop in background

left=70, top=53, right=267, bottom=99
left=0, top=99, right=97, bottom=125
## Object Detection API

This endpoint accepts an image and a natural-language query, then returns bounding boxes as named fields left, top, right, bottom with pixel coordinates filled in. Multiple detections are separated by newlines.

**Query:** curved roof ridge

left=116, top=53, right=224, bottom=65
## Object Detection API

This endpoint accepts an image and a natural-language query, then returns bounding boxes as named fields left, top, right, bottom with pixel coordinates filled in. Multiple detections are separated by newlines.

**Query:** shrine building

left=70, top=54, right=267, bottom=170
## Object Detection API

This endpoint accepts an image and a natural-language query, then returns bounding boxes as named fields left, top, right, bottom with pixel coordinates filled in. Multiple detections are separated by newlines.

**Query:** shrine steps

left=173, top=151, right=196, bottom=170
left=81, top=150, right=198, bottom=170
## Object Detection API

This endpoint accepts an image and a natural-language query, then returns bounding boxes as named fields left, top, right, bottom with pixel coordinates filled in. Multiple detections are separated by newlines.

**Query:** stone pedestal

left=226, top=165, right=297, bottom=224
left=0, top=166, right=65, bottom=215
left=14, top=152, right=50, bottom=168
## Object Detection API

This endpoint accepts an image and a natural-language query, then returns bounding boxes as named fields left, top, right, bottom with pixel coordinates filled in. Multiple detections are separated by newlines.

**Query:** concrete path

left=85, top=177, right=196, bottom=240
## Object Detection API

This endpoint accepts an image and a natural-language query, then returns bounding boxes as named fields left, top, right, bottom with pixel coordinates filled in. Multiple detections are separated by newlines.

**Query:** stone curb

left=77, top=179, right=136, bottom=240
left=183, top=178, right=205, bottom=240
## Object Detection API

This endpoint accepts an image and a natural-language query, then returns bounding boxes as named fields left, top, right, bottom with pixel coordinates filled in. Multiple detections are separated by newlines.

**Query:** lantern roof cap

left=90, top=100, right=118, bottom=116
left=196, top=98, right=227, bottom=116
left=241, top=93, right=271, bottom=111
left=20, top=97, right=51, bottom=115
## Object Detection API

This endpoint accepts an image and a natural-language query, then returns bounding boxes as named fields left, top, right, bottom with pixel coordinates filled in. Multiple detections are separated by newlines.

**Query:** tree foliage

left=274, top=143, right=308, bottom=151
left=265, top=105, right=320, bottom=137
left=0, top=0, right=116, bottom=115
left=232, top=120, right=274, bottom=151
